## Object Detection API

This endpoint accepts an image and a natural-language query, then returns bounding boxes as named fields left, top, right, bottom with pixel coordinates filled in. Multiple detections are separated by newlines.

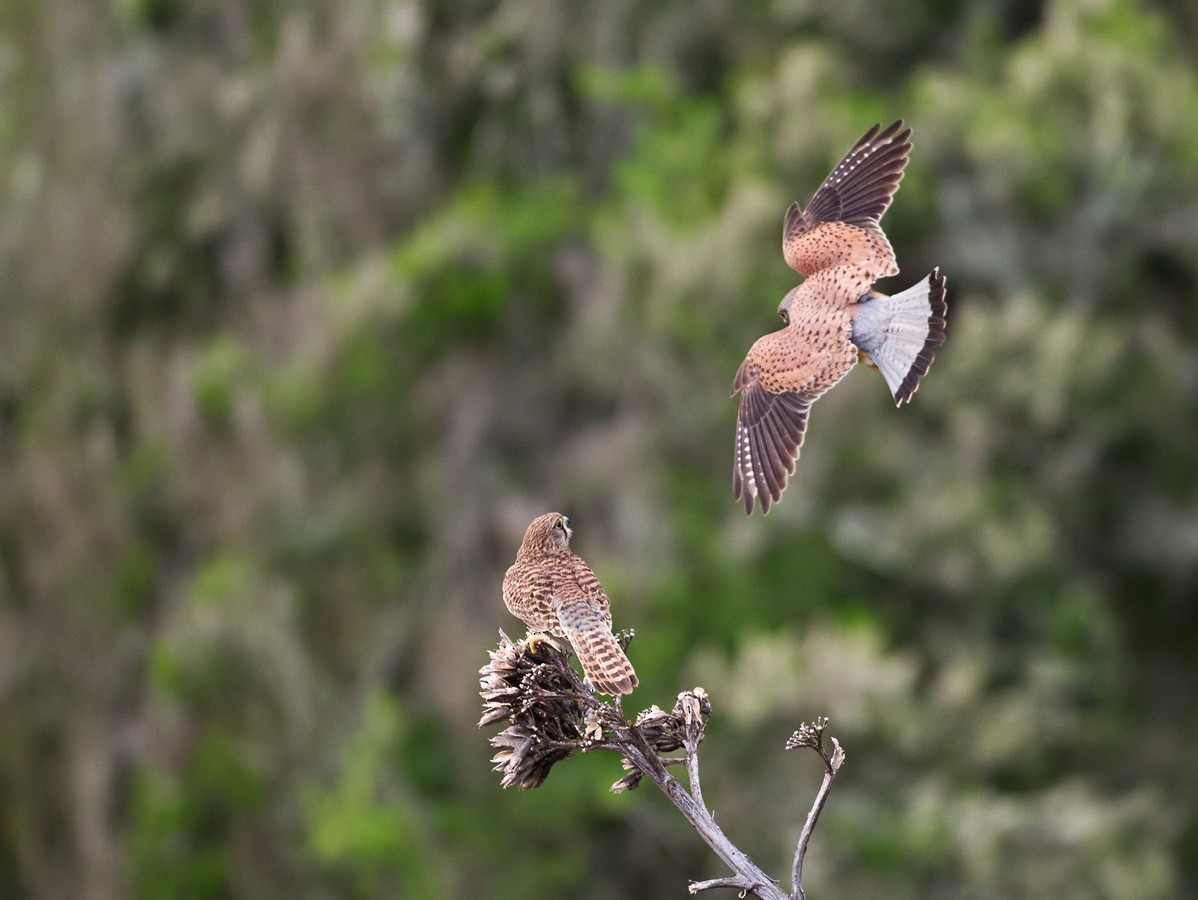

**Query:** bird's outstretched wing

left=783, top=120, right=911, bottom=280
left=731, top=327, right=856, bottom=515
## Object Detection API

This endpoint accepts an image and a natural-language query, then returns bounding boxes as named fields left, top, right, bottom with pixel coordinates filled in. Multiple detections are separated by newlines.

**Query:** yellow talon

left=526, top=632, right=563, bottom=655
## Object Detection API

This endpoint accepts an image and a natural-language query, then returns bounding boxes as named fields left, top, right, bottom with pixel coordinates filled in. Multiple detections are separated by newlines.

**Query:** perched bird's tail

left=851, top=268, right=947, bottom=406
left=555, top=596, right=638, bottom=696
left=576, top=631, right=638, bottom=696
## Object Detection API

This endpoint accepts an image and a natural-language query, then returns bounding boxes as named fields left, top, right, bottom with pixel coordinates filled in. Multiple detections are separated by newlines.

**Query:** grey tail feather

left=860, top=268, right=947, bottom=406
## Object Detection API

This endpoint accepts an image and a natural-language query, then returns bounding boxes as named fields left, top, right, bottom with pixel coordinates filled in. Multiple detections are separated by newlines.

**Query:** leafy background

left=2, top=0, right=1197, bottom=897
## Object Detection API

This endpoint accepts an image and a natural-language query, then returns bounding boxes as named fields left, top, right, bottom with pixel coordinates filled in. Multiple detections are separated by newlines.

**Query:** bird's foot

left=525, top=631, right=564, bottom=655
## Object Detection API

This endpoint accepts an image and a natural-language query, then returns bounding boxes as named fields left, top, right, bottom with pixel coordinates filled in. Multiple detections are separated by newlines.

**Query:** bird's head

left=776, top=285, right=800, bottom=326
left=521, top=512, right=573, bottom=553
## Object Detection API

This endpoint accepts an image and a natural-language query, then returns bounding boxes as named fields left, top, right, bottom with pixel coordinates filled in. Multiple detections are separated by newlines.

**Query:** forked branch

left=479, top=632, right=845, bottom=899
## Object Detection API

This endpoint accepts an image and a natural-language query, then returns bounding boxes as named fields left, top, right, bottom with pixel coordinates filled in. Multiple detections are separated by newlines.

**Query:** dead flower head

left=612, top=687, right=712, bottom=793
left=479, top=630, right=602, bottom=789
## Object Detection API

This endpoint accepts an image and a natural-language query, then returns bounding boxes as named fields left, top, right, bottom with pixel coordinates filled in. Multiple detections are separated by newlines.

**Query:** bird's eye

left=554, top=517, right=564, bottom=530
left=778, top=310, right=789, bottom=324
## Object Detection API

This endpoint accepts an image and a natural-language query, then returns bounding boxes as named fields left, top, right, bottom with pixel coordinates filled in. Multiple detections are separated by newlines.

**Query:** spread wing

left=783, top=120, right=911, bottom=280
left=731, top=327, right=856, bottom=515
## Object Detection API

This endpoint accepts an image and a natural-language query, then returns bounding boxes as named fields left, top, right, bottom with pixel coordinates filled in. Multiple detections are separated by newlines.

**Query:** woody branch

left=479, top=632, right=845, bottom=899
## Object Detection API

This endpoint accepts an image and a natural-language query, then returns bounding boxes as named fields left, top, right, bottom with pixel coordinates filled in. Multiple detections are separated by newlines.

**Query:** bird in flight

left=502, top=513, right=638, bottom=695
left=732, top=120, right=947, bottom=515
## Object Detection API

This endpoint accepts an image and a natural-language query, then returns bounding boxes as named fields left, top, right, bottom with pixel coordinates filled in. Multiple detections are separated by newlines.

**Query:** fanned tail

left=852, top=268, right=947, bottom=406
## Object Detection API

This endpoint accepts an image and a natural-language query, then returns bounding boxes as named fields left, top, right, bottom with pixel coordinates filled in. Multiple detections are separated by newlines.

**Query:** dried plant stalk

left=479, top=632, right=845, bottom=899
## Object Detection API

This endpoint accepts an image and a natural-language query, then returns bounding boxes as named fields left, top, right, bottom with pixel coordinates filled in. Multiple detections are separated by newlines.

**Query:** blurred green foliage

left=1, top=0, right=1197, bottom=897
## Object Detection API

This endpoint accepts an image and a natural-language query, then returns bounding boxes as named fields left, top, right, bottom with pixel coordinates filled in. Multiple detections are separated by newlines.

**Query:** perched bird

left=732, top=120, right=947, bottom=514
left=502, top=513, right=638, bottom=696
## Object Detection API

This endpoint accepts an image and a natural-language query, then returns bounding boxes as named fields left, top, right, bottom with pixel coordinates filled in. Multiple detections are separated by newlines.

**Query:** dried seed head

left=478, top=630, right=591, bottom=789
left=785, top=717, right=829, bottom=752
left=610, top=764, right=643, bottom=794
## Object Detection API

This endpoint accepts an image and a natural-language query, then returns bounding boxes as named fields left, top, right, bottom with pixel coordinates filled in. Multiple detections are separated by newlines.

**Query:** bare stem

left=684, top=739, right=706, bottom=812
left=689, top=875, right=761, bottom=895
left=621, top=736, right=787, bottom=900
left=789, top=734, right=846, bottom=900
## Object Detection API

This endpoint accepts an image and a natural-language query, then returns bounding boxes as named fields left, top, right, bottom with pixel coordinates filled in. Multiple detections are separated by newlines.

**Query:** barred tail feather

left=554, top=595, right=638, bottom=696
left=579, top=634, right=638, bottom=696
left=853, top=268, right=947, bottom=406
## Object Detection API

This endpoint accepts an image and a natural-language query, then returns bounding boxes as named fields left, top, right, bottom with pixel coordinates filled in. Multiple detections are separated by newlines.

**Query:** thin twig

left=788, top=725, right=846, bottom=900
left=689, top=875, right=759, bottom=895
left=685, top=739, right=706, bottom=812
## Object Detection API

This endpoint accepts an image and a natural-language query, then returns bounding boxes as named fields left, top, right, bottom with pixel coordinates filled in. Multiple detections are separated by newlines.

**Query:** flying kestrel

left=502, top=513, right=638, bottom=696
left=732, top=120, right=947, bottom=514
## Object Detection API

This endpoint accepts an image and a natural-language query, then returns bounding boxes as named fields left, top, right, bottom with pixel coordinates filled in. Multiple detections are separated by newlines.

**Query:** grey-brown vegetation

left=479, top=631, right=843, bottom=899
left=2, top=0, right=1198, bottom=897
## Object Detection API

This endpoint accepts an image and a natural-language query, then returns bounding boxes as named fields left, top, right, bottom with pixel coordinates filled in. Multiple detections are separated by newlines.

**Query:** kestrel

left=732, top=120, right=947, bottom=514
left=502, top=513, right=638, bottom=696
